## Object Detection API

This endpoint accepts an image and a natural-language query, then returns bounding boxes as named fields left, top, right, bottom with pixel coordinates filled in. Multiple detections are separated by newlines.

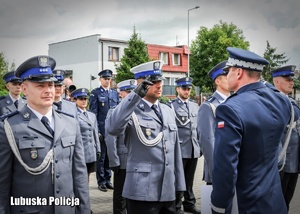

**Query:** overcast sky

left=1, top=0, right=299, bottom=68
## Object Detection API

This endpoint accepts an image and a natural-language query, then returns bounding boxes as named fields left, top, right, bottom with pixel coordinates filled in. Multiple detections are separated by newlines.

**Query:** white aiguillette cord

left=131, top=112, right=163, bottom=146
left=4, top=118, right=53, bottom=176
left=278, top=101, right=294, bottom=171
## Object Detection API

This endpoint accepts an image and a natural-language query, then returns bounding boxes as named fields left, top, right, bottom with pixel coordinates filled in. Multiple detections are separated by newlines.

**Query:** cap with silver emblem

left=71, top=88, right=89, bottom=98
left=117, top=79, right=137, bottom=91
left=3, top=71, right=22, bottom=83
left=130, top=60, right=165, bottom=82
left=53, top=69, right=65, bottom=85
left=15, top=55, right=57, bottom=82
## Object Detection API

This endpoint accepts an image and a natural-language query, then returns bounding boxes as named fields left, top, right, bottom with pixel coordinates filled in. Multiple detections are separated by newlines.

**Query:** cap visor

left=27, top=76, right=58, bottom=83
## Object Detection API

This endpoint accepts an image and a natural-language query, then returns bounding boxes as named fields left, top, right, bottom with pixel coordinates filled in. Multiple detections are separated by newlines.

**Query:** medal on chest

left=145, top=128, right=151, bottom=137
left=31, top=149, right=38, bottom=160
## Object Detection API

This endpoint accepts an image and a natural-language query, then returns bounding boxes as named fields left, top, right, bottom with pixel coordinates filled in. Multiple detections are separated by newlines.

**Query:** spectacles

left=77, top=97, right=88, bottom=101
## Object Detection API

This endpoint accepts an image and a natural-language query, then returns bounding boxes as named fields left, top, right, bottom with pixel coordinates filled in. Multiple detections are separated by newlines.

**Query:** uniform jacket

left=211, top=82, right=295, bottom=214
left=197, top=92, right=225, bottom=183
left=77, top=109, right=101, bottom=163
left=53, top=99, right=78, bottom=119
left=169, top=97, right=200, bottom=158
left=105, top=109, right=128, bottom=169
left=0, top=95, right=26, bottom=116
left=89, top=86, right=119, bottom=136
left=281, top=98, right=300, bottom=173
left=0, top=106, right=90, bottom=214
left=106, top=92, right=186, bottom=202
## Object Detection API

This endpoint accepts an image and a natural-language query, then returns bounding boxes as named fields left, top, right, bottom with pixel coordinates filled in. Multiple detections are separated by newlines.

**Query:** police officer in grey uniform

left=89, top=69, right=119, bottom=192
left=105, top=79, right=137, bottom=214
left=197, top=61, right=230, bottom=185
left=106, top=60, right=186, bottom=214
left=72, top=88, right=101, bottom=214
left=52, top=69, right=78, bottom=118
left=72, top=88, right=101, bottom=182
left=0, top=71, right=26, bottom=115
left=272, top=65, right=300, bottom=211
left=0, top=56, right=90, bottom=213
left=169, top=77, right=200, bottom=214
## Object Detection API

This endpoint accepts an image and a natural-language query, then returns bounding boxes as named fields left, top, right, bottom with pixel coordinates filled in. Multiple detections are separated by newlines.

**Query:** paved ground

left=89, top=157, right=300, bottom=214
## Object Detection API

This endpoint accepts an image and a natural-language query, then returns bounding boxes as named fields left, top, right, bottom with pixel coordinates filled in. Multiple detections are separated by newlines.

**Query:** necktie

left=184, top=102, right=189, bottom=116
left=14, top=100, right=19, bottom=109
left=151, top=104, right=162, bottom=122
left=41, top=116, right=54, bottom=136
left=54, top=101, right=62, bottom=110
left=83, top=111, right=88, bottom=118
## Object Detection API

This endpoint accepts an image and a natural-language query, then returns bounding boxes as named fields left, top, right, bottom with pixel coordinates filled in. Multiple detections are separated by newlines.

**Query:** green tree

left=263, top=41, right=289, bottom=83
left=293, top=70, right=300, bottom=96
left=115, top=26, right=150, bottom=83
left=0, top=52, right=10, bottom=95
left=190, top=21, right=249, bottom=92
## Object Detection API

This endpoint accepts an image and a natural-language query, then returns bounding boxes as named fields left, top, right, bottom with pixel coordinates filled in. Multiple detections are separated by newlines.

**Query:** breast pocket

left=125, top=162, right=152, bottom=196
left=139, top=120, right=157, bottom=140
left=61, top=135, right=76, bottom=163
left=168, top=123, right=178, bottom=145
left=19, top=138, right=46, bottom=165
left=98, top=96, right=108, bottom=105
left=176, top=110, right=189, bottom=126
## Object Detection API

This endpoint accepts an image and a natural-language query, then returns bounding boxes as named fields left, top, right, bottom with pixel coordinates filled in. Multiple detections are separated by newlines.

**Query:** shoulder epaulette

left=0, top=96, right=6, bottom=100
left=189, top=99, right=198, bottom=103
left=62, top=98, right=73, bottom=103
left=160, top=102, right=172, bottom=109
left=55, top=109, right=75, bottom=118
left=21, top=95, right=27, bottom=100
left=225, top=93, right=238, bottom=101
left=206, top=96, right=216, bottom=103
left=110, top=105, right=117, bottom=110
left=0, top=110, right=19, bottom=121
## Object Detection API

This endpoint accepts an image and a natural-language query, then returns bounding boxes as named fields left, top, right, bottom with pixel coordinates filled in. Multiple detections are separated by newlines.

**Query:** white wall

left=49, top=35, right=128, bottom=89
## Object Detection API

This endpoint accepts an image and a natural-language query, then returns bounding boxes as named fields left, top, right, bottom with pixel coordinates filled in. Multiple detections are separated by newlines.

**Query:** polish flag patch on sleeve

left=218, top=121, right=225, bottom=128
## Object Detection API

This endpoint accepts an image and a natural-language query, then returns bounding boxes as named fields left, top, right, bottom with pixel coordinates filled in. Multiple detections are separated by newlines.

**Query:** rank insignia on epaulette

left=138, top=103, right=144, bottom=110
left=23, top=112, right=30, bottom=119
left=206, top=96, right=215, bottom=103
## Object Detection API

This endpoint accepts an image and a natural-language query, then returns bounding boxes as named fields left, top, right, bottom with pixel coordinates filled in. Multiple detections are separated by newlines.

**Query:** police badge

left=31, top=149, right=38, bottom=160
left=145, top=128, right=151, bottom=137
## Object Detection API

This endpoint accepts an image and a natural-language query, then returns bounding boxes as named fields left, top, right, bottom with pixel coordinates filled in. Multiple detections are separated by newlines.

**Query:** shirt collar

left=27, top=105, right=53, bottom=125
left=216, top=90, right=229, bottom=100
left=142, top=99, right=159, bottom=108
left=8, top=93, right=19, bottom=103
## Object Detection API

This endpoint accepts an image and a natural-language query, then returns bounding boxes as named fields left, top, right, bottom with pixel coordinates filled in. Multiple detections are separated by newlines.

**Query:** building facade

left=48, top=35, right=191, bottom=95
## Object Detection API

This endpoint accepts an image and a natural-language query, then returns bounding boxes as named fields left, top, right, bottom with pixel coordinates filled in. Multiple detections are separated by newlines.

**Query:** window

left=170, top=77, right=176, bottom=86
left=159, top=52, right=169, bottom=65
left=108, top=47, right=119, bottom=61
left=163, top=77, right=169, bottom=86
left=172, top=54, right=181, bottom=66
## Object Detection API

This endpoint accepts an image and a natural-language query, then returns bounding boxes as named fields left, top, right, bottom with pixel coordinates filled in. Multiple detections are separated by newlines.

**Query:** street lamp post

left=187, top=6, right=199, bottom=77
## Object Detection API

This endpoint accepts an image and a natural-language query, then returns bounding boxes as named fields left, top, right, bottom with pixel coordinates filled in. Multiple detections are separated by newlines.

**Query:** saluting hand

left=134, top=77, right=153, bottom=98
